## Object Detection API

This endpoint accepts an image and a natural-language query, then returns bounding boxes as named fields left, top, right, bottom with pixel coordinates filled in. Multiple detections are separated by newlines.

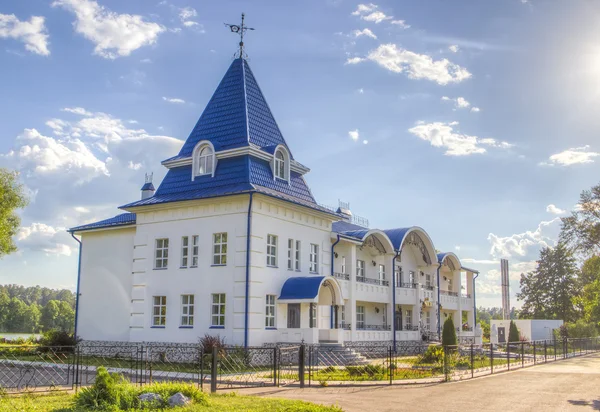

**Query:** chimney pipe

left=141, top=172, right=155, bottom=200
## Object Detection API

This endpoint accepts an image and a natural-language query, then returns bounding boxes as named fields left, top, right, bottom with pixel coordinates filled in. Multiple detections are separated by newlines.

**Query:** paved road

left=248, top=353, right=600, bottom=412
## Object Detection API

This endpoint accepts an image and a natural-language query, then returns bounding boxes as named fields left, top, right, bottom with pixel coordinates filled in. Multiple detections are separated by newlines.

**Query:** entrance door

left=498, top=327, right=506, bottom=343
left=287, top=304, right=300, bottom=328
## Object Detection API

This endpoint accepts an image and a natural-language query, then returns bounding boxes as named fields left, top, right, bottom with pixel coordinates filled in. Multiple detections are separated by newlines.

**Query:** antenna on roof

left=225, top=13, right=255, bottom=59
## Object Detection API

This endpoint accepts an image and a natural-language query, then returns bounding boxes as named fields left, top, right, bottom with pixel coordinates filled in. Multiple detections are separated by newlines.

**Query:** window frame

left=356, top=260, right=365, bottom=278
left=265, top=295, right=276, bottom=329
left=192, top=141, right=217, bottom=179
left=191, top=235, right=199, bottom=267
left=266, top=234, right=278, bottom=267
left=274, top=150, right=285, bottom=179
left=152, top=296, right=167, bottom=327
left=356, top=305, right=365, bottom=329
left=295, top=240, right=301, bottom=271
left=378, top=264, right=386, bottom=282
left=405, top=309, right=413, bottom=328
left=180, top=294, right=195, bottom=327
left=211, top=293, right=226, bottom=328
left=341, top=256, right=346, bottom=274
left=212, top=233, right=228, bottom=266
left=154, top=238, right=169, bottom=269
left=181, top=236, right=189, bottom=268
left=309, top=243, right=319, bottom=273
left=395, top=265, right=402, bottom=287
left=287, top=239, right=293, bottom=270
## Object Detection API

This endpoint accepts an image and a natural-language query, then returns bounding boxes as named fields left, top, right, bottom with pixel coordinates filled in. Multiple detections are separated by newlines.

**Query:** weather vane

left=225, top=13, right=254, bottom=59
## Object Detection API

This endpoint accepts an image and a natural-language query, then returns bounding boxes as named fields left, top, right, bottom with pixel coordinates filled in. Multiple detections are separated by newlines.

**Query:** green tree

left=40, top=300, right=61, bottom=331
left=55, top=301, right=75, bottom=333
left=508, top=320, right=520, bottom=342
left=561, top=182, right=600, bottom=257
left=442, top=317, right=457, bottom=346
left=0, top=168, right=28, bottom=258
left=517, top=243, right=579, bottom=322
left=0, top=289, right=10, bottom=331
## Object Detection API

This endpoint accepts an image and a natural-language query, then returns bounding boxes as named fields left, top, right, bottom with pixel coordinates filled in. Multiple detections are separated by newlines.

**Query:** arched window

left=274, top=150, right=285, bottom=179
left=198, top=146, right=214, bottom=176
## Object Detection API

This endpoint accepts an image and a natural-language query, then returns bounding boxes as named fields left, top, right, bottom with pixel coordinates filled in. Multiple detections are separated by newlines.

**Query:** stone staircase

left=310, top=343, right=371, bottom=366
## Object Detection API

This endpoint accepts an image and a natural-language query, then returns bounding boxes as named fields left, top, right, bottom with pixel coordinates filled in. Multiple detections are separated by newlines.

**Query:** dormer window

left=272, top=145, right=290, bottom=182
left=192, top=141, right=216, bottom=180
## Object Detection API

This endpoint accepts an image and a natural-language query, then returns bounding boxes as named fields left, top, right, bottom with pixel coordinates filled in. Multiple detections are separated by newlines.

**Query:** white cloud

left=128, top=160, right=142, bottom=170
left=162, top=96, right=185, bottom=104
left=471, top=107, right=480, bottom=112
left=456, top=97, right=470, bottom=108
left=448, top=45, right=459, bottom=53
left=408, top=121, right=512, bottom=156
left=354, top=44, right=471, bottom=85
left=461, top=258, right=500, bottom=265
left=487, top=218, right=560, bottom=260
left=140, top=58, right=152, bottom=63
left=391, top=20, right=410, bottom=29
left=61, top=107, right=93, bottom=116
left=546, top=204, right=566, bottom=215
left=52, top=0, right=165, bottom=59
left=0, top=14, right=50, bottom=56
left=179, top=7, right=197, bottom=21
left=352, top=28, right=377, bottom=40
left=362, top=140, right=369, bottom=144
left=348, top=129, right=359, bottom=141
left=542, top=145, right=600, bottom=166
left=351, top=3, right=392, bottom=23
left=357, top=88, right=364, bottom=94
left=16, top=223, right=74, bottom=256
left=441, top=96, right=478, bottom=111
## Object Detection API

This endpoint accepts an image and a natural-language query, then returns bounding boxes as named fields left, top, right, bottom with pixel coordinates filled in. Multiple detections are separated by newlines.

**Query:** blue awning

left=278, top=276, right=326, bottom=302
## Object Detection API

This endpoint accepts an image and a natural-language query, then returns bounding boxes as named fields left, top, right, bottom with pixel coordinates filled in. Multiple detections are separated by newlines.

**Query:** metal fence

left=1, top=338, right=598, bottom=394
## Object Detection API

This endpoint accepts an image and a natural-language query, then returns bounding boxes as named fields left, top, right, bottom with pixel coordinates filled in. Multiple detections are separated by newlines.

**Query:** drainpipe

left=331, top=234, right=340, bottom=276
left=436, top=262, right=442, bottom=339
left=392, top=251, right=400, bottom=351
left=473, top=272, right=479, bottom=326
left=244, top=193, right=254, bottom=348
left=70, top=232, right=82, bottom=339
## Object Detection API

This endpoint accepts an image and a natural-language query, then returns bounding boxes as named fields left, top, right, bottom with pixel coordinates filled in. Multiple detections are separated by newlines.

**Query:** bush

left=421, top=345, right=444, bottom=364
left=198, top=334, right=226, bottom=357
left=558, top=320, right=599, bottom=339
left=508, top=321, right=520, bottom=343
left=38, top=329, right=78, bottom=349
left=442, top=318, right=457, bottom=346
left=345, top=365, right=385, bottom=377
left=321, top=366, right=337, bottom=374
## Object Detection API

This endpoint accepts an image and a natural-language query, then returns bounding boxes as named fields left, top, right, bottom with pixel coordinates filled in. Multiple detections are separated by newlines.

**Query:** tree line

left=0, top=284, right=76, bottom=334
left=516, top=181, right=600, bottom=335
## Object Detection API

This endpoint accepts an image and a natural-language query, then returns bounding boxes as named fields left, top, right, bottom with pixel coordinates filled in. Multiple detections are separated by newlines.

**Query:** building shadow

left=568, top=399, right=600, bottom=410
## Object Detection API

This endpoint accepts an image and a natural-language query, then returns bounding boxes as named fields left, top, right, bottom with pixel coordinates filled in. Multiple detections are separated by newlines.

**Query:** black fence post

left=521, top=342, right=524, bottom=368
left=443, top=345, right=449, bottom=382
left=554, top=339, right=557, bottom=361
left=507, top=342, right=510, bottom=371
left=470, top=344, right=474, bottom=378
left=273, top=347, right=278, bottom=387
left=533, top=341, right=536, bottom=365
left=299, top=345, right=305, bottom=388
left=199, top=348, right=204, bottom=390
left=210, top=347, right=218, bottom=393
left=490, top=343, right=494, bottom=374
left=544, top=340, right=547, bottom=363
left=389, top=347, right=393, bottom=385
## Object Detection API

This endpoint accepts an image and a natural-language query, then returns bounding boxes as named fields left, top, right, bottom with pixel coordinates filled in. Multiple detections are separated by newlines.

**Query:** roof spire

left=225, top=13, right=255, bottom=59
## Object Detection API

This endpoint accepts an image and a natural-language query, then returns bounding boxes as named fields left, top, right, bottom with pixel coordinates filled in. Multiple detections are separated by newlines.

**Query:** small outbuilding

left=491, top=319, right=563, bottom=343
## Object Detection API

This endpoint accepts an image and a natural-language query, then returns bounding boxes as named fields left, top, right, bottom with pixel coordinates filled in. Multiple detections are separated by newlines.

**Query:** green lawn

left=0, top=392, right=343, bottom=412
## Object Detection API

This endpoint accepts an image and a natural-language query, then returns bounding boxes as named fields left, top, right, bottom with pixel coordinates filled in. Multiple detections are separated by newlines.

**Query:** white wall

left=491, top=319, right=563, bottom=343
left=77, top=227, right=135, bottom=341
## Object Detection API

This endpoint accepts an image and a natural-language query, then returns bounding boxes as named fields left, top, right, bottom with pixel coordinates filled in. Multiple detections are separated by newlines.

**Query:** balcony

left=440, top=290, right=459, bottom=297
left=397, top=282, right=417, bottom=289
left=356, top=324, right=391, bottom=331
left=356, top=276, right=389, bottom=287
left=422, top=284, right=435, bottom=291
left=332, top=272, right=350, bottom=281
left=397, top=325, right=419, bottom=332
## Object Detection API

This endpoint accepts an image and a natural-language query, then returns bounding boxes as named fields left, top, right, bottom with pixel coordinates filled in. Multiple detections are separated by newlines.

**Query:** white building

left=69, top=56, right=480, bottom=348
left=491, top=320, right=563, bottom=343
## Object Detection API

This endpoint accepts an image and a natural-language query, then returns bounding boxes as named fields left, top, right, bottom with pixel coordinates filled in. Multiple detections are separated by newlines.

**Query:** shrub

left=199, top=334, right=226, bottom=357
left=38, top=330, right=78, bottom=351
left=74, top=367, right=138, bottom=410
left=321, top=366, right=336, bottom=374
left=421, top=345, right=444, bottom=364
left=508, top=321, right=520, bottom=343
left=442, top=318, right=457, bottom=346
left=455, top=357, right=470, bottom=368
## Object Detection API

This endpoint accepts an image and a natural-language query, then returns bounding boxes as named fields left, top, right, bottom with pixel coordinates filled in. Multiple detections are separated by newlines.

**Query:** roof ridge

left=241, top=58, right=251, bottom=146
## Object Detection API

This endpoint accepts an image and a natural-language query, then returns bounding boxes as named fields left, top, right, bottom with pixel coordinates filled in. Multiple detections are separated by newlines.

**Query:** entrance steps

left=311, top=343, right=371, bottom=366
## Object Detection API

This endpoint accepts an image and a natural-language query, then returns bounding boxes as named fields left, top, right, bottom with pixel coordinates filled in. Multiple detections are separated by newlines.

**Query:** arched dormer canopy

left=192, top=140, right=217, bottom=179
left=278, top=276, right=344, bottom=304
left=384, top=227, right=436, bottom=266
left=437, top=252, right=461, bottom=272
left=270, top=144, right=290, bottom=182
left=340, top=229, right=395, bottom=255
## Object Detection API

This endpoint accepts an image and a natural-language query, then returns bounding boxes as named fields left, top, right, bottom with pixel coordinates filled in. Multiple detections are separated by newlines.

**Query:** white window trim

left=191, top=235, right=199, bottom=267
left=191, top=140, right=217, bottom=180
left=357, top=260, right=365, bottom=278
left=154, top=238, right=169, bottom=269
left=309, top=243, right=319, bottom=273
left=152, top=296, right=167, bottom=327
left=287, top=239, right=293, bottom=270
left=270, top=145, right=290, bottom=183
left=295, top=240, right=301, bottom=271
left=213, top=233, right=228, bottom=266
left=181, top=236, right=189, bottom=268
left=379, top=264, right=386, bottom=281
left=180, top=294, right=194, bottom=327
left=356, top=305, right=365, bottom=329
left=211, top=293, right=226, bottom=327
left=267, top=234, right=278, bottom=267
left=265, top=295, right=276, bottom=328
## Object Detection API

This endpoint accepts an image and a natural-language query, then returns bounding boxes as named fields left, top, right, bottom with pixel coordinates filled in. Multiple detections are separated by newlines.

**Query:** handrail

left=356, top=276, right=389, bottom=287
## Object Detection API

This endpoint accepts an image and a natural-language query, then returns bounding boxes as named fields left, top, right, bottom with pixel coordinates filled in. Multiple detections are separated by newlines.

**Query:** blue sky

left=1, top=0, right=599, bottom=308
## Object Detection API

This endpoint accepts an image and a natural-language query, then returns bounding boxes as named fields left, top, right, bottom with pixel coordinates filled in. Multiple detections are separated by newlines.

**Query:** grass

left=0, top=392, right=343, bottom=412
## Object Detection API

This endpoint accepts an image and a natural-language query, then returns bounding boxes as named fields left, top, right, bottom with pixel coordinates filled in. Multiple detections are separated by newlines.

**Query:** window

left=378, top=264, right=386, bottom=282
left=287, top=304, right=300, bottom=328
left=181, top=295, right=194, bottom=327
left=155, top=239, right=169, bottom=269
left=395, top=266, right=402, bottom=287
left=267, top=234, right=278, bottom=267
left=424, top=311, right=431, bottom=331
left=181, top=236, right=189, bottom=268
left=448, top=277, right=453, bottom=292
left=408, top=270, right=415, bottom=284
left=341, top=305, right=346, bottom=324
left=405, top=309, right=412, bottom=328
left=310, top=303, right=317, bottom=328
left=213, top=233, right=227, bottom=265
left=356, top=306, right=365, bottom=329
left=287, top=239, right=293, bottom=270
left=341, top=256, right=346, bottom=274
left=425, top=273, right=432, bottom=288
left=152, top=296, right=167, bottom=327
left=265, top=295, right=276, bottom=328
left=274, top=150, right=285, bottom=179
left=191, top=235, right=199, bottom=267
left=211, top=294, right=226, bottom=327
left=309, top=244, right=319, bottom=273
left=197, top=146, right=214, bottom=176
left=356, top=260, right=365, bottom=278
left=295, top=240, right=301, bottom=270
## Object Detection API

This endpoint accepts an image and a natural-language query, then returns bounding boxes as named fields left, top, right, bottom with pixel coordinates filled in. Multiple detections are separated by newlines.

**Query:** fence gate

left=277, top=346, right=301, bottom=386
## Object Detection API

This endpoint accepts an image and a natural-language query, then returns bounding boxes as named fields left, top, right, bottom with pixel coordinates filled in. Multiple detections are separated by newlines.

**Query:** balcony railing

left=356, top=324, right=391, bottom=331
left=462, top=293, right=472, bottom=298
left=422, top=285, right=435, bottom=291
left=332, top=272, right=350, bottom=281
left=440, top=290, right=459, bottom=297
left=340, top=323, right=351, bottom=330
left=397, top=282, right=417, bottom=289
left=462, top=326, right=473, bottom=332
left=356, top=276, right=389, bottom=287
left=397, top=325, right=419, bottom=331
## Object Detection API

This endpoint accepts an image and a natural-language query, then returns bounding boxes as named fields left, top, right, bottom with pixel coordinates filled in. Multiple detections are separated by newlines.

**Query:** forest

left=0, top=284, right=76, bottom=334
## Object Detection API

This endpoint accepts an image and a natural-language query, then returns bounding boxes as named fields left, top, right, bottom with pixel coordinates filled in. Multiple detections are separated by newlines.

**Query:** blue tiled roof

left=384, top=228, right=414, bottom=251
left=279, top=276, right=326, bottom=301
left=176, top=58, right=291, bottom=158
left=69, top=213, right=136, bottom=233
left=141, top=182, right=155, bottom=191
left=332, top=221, right=368, bottom=233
